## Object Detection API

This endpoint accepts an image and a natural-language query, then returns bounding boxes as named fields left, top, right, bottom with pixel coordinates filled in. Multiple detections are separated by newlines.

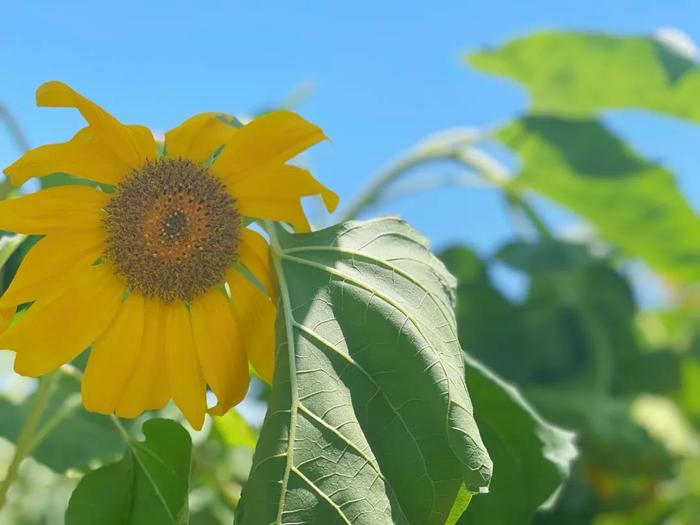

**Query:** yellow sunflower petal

left=239, top=229, right=274, bottom=298
left=35, top=81, right=154, bottom=168
left=230, top=164, right=338, bottom=232
left=165, top=113, right=240, bottom=163
left=226, top=268, right=276, bottom=383
left=213, top=110, right=326, bottom=179
left=5, top=124, right=155, bottom=187
left=126, top=125, right=158, bottom=163
left=0, top=307, right=15, bottom=333
left=191, top=288, right=249, bottom=416
left=115, top=299, right=170, bottom=418
left=163, top=301, right=207, bottom=430
left=0, top=186, right=108, bottom=235
left=82, top=293, right=144, bottom=414
left=3, top=264, right=125, bottom=377
left=239, top=198, right=311, bottom=232
left=5, top=129, right=123, bottom=187
left=0, top=231, right=105, bottom=309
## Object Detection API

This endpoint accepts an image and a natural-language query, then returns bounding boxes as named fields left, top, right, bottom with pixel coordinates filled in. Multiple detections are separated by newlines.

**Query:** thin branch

left=0, top=104, right=30, bottom=153
left=339, top=128, right=483, bottom=221
left=0, top=373, right=57, bottom=509
left=340, top=129, right=554, bottom=239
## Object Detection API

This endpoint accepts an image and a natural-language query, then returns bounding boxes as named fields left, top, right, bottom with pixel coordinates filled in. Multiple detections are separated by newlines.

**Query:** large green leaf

left=237, top=218, right=492, bottom=525
left=499, top=116, right=700, bottom=282
left=65, top=418, right=191, bottom=525
left=468, top=31, right=700, bottom=120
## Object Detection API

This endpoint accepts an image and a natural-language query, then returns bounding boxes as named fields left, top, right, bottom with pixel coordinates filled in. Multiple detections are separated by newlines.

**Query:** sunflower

left=0, top=81, right=337, bottom=429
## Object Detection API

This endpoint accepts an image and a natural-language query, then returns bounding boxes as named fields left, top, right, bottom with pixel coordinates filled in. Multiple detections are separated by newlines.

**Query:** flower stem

left=24, top=396, right=81, bottom=457
left=339, top=129, right=482, bottom=222
left=0, top=372, right=57, bottom=509
left=0, top=103, right=30, bottom=199
left=339, top=151, right=453, bottom=222
left=0, top=104, right=30, bottom=154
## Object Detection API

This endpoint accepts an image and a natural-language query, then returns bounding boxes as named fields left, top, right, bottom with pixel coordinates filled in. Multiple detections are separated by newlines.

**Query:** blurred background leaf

left=468, top=31, right=700, bottom=120
left=459, top=356, right=577, bottom=524
left=499, top=116, right=700, bottom=283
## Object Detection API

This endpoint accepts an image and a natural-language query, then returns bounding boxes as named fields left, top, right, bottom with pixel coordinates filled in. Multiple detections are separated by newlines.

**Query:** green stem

left=0, top=372, right=57, bottom=509
left=340, top=134, right=554, bottom=240
left=339, top=129, right=482, bottom=221
left=504, top=192, right=554, bottom=239
left=0, top=104, right=30, bottom=154
left=110, top=415, right=132, bottom=443
left=578, top=309, right=614, bottom=394
left=24, top=396, right=81, bottom=457
left=0, top=103, right=30, bottom=200
left=339, top=150, right=460, bottom=222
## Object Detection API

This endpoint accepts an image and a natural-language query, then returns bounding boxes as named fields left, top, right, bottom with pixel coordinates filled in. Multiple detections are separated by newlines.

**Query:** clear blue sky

left=2, top=0, right=700, bottom=257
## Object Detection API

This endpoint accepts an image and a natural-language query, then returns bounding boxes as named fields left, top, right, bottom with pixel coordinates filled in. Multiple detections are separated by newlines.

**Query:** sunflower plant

left=0, top=79, right=575, bottom=525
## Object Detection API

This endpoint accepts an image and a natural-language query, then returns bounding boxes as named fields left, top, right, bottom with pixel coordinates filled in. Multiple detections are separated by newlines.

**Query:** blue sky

left=2, top=0, right=700, bottom=257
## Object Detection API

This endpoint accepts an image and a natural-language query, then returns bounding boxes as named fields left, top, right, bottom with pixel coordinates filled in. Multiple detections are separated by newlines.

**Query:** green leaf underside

left=469, top=31, right=700, bottom=121
left=499, top=116, right=700, bottom=283
left=237, top=218, right=492, bottom=525
left=65, top=419, right=191, bottom=525
left=459, top=356, right=577, bottom=524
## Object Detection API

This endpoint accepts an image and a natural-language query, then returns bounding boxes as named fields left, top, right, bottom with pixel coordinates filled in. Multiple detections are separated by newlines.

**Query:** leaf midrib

left=268, top=224, right=301, bottom=525
left=127, top=442, right=178, bottom=524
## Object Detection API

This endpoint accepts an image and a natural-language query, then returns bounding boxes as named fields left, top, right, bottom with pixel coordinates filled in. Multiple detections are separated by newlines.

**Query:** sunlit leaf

left=65, top=418, right=191, bottom=525
left=469, top=31, right=700, bottom=121
left=211, top=409, right=257, bottom=449
left=499, top=116, right=700, bottom=282
left=237, top=218, right=492, bottom=525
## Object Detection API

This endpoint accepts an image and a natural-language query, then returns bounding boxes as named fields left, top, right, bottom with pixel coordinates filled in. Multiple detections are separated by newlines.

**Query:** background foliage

left=2, top=28, right=700, bottom=525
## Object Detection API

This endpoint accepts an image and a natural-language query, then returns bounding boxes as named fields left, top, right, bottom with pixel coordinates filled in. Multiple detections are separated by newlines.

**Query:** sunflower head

left=103, top=157, right=241, bottom=302
left=0, top=81, right=338, bottom=429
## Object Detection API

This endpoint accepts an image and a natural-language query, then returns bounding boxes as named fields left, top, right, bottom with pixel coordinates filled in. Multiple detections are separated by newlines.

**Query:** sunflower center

left=163, top=210, right=187, bottom=239
left=103, top=158, right=240, bottom=302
